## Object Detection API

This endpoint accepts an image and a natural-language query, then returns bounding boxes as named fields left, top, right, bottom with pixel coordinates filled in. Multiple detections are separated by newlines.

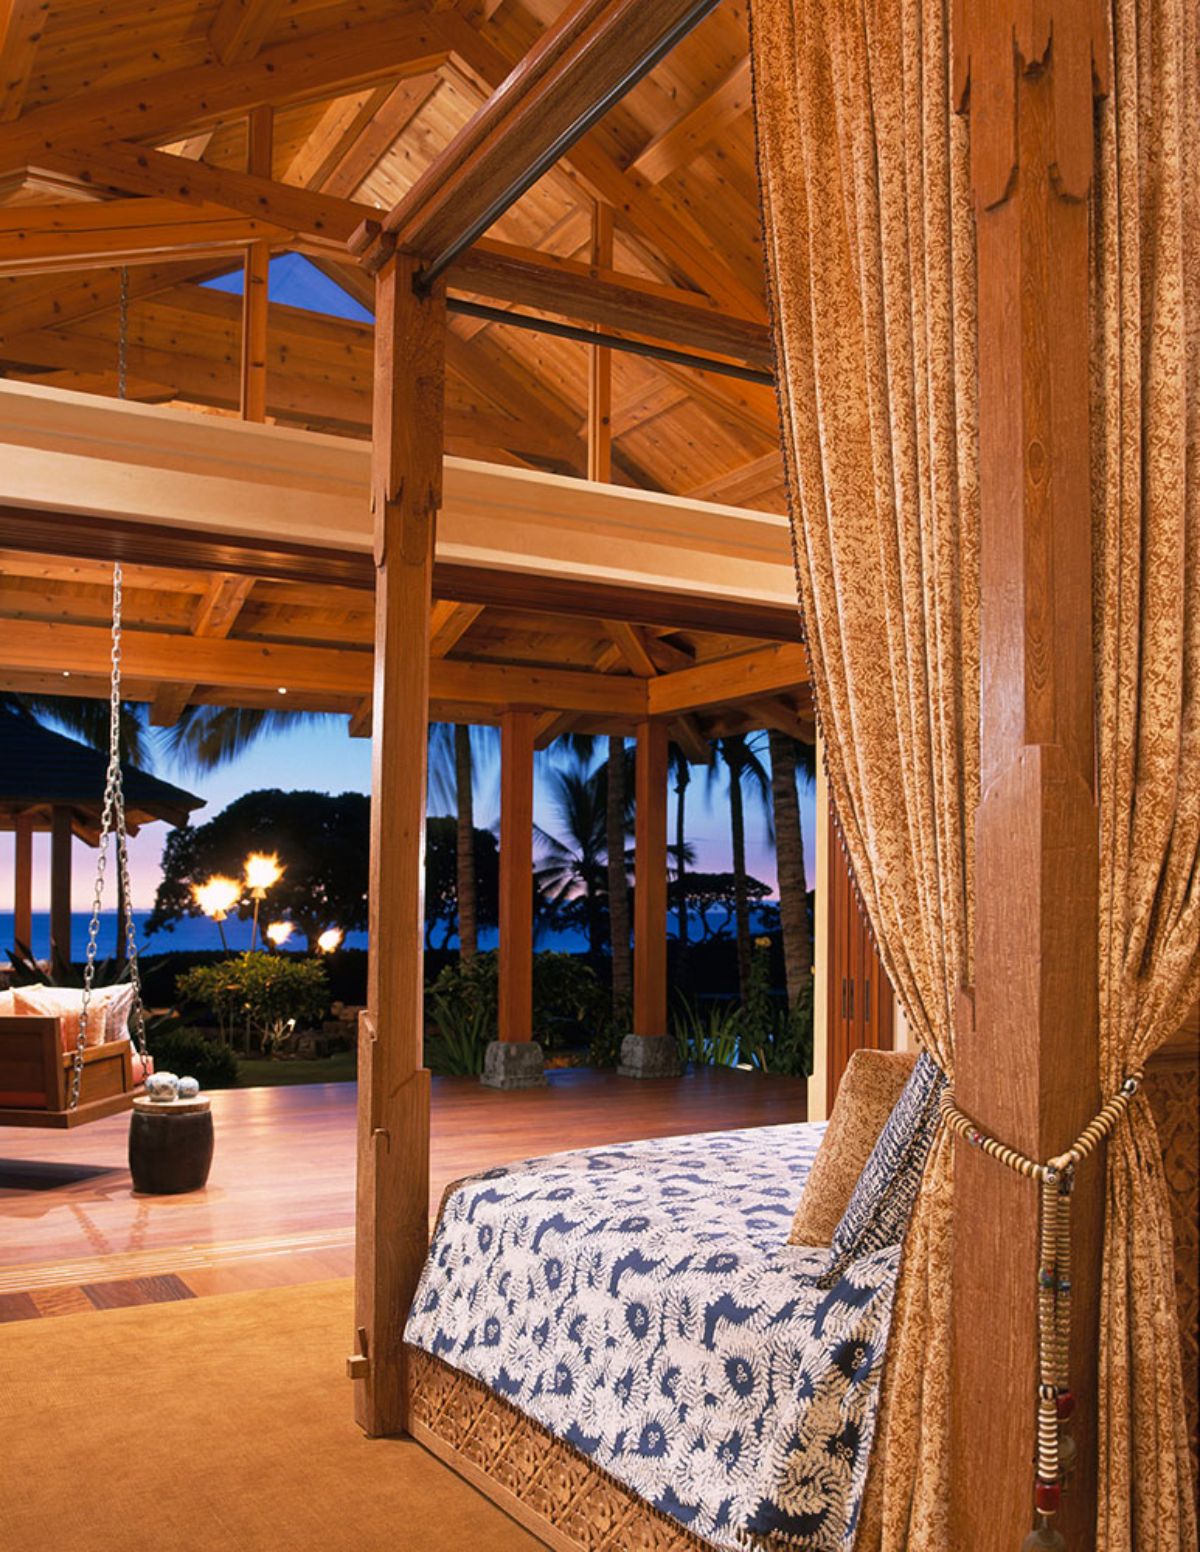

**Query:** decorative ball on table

left=129, top=1072, right=214, bottom=1196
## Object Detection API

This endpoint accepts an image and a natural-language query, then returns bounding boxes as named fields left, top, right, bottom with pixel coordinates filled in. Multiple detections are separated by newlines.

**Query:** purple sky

left=1, top=718, right=816, bottom=913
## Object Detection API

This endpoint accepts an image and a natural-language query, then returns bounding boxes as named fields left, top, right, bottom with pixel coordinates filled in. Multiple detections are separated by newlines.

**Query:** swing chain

left=71, top=562, right=148, bottom=1107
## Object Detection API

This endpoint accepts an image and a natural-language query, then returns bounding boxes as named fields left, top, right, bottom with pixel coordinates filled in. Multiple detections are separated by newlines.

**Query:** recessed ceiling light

left=277, top=686, right=287, bottom=695
left=62, top=670, right=70, bottom=678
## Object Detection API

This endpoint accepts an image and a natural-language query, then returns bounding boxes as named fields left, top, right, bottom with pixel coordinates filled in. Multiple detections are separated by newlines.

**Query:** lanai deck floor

left=0, top=1069, right=807, bottom=1321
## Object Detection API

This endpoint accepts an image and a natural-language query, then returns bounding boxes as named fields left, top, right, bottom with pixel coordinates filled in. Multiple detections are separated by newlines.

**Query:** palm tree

left=605, top=735, right=632, bottom=1005
left=427, top=722, right=500, bottom=963
left=668, top=741, right=693, bottom=950
left=535, top=751, right=609, bottom=960
left=768, top=730, right=816, bottom=1006
left=709, top=732, right=772, bottom=995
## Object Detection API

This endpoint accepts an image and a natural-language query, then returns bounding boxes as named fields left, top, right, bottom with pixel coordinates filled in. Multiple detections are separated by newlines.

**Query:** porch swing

left=0, top=271, right=151, bottom=1128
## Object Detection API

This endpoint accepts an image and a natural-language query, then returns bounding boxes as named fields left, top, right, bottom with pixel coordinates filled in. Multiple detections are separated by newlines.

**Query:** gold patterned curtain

left=751, top=0, right=1197, bottom=1545
left=1092, top=0, right=1199, bottom=1542
left=749, top=0, right=976, bottom=1543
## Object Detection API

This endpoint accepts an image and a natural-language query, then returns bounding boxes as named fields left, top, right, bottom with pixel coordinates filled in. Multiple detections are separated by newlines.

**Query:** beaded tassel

left=940, top=1072, right=1143, bottom=1547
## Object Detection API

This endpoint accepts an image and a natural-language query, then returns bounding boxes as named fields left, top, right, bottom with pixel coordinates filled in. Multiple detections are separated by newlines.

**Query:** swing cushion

left=13, top=984, right=137, bottom=1051
left=787, top=1048, right=917, bottom=1246
left=0, top=989, right=13, bottom=1016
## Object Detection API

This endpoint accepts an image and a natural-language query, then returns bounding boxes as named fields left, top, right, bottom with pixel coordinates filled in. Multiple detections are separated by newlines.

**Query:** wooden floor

left=0, top=1069, right=806, bottom=1320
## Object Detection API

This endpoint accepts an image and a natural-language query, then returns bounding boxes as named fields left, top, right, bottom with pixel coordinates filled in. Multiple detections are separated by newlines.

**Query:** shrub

left=146, top=1024, right=240, bottom=1089
left=424, top=993, right=492, bottom=1076
left=176, top=952, right=329, bottom=1052
left=425, top=951, right=607, bottom=1054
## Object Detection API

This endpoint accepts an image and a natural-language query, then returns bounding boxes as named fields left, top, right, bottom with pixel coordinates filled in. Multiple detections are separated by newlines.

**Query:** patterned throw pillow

left=824, top=1048, right=946, bottom=1279
left=12, top=984, right=136, bottom=1051
left=787, top=1048, right=918, bottom=1245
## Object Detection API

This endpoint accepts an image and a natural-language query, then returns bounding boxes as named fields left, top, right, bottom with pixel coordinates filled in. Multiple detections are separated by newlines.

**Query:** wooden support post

left=498, top=706, right=535, bottom=1044
left=587, top=202, right=613, bottom=484
left=49, top=804, right=71, bottom=964
left=633, top=719, right=668, bottom=1038
left=240, top=105, right=272, bottom=422
left=353, top=251, right=444, bottom=1438
left=13, top=813, right=33, bottom=949
left=952, top=12, right=1106, bottom=1546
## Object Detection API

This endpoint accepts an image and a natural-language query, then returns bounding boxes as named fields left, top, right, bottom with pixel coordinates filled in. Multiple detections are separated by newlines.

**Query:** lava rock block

left=481, top=1040, right=547, bottom=1090
left=617, top=1033, right=682, bottom=1080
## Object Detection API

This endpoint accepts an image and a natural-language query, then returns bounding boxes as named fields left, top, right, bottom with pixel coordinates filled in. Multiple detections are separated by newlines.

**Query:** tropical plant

left=147, top=789, right=370, bottom=949
left=667, top=740, right=697, bottom=951
left=768, top=731, right=816, bottom=1010
left=426, top=949, right=608, bottom=1052
left=424, top=816, right=499, bottom=949
left=535, top=753, right=610, bottom=958
left=146, top=1023, right=240, bottom=1088
left=424, top=991, right=492, bottom=1076
left=605, top=735, right=632, bottom=1004
left=176, top=952, right=329, bottom=1051
left=672, top=994, right=746, bottom=1068
left=427, top=722, right=500, bottom=964
left=157, top=705, right=342, bottom=774
left=707, top=733, right=773, bottom=995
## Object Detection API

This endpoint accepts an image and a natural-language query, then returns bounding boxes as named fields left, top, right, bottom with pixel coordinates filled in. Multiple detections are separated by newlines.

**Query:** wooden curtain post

left=952, top=10, right=1108, bottom=1546
left=13, top=813, right=32, bottom=950
left=353, top=250, right=443, bottom=1438
left=240, top=104, right=272, bottom=422
left=49, top=803, right=71, bottom=964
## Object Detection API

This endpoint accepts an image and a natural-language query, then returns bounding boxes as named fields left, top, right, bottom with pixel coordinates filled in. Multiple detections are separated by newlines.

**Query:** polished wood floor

left=0, top=1069, right=807, bottom=1319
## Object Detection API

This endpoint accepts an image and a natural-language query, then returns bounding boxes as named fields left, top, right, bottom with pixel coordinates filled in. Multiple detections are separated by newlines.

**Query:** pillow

left=824, top=1048, right=946, bottom=1278
left=0, top=988, right=14, bottom=1016
left=788, top=1048, right=918, bottom=1246
left=12, top=984, right=136, bottom=1052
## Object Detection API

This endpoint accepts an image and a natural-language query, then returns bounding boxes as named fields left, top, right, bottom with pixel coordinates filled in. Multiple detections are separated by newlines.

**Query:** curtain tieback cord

left=938, top=1073, right=1144, bottom=1552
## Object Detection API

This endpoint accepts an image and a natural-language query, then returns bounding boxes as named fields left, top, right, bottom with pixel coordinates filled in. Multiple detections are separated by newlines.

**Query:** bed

left=404, top=1121, right=907, bottom=1552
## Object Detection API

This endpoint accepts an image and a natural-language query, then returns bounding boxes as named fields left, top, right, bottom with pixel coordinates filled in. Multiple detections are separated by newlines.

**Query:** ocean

left=1, top=908, right=781, bottom=962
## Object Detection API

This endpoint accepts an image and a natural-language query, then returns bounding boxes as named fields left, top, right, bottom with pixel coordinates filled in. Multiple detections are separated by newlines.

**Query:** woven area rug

left=0, top=1277, right=542, bottom=1552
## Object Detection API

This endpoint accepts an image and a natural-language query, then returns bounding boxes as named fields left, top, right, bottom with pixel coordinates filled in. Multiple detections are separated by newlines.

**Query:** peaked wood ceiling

left=0, top=0, right=786, bottom=513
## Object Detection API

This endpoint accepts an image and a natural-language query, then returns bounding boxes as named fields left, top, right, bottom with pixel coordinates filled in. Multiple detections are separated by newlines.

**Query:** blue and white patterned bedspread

left=405, top=1123, right=901, bottom=1550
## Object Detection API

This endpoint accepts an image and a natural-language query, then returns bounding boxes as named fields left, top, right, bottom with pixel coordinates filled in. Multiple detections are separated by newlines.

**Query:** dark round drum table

left=128, top=1094, right=214, bottom=1195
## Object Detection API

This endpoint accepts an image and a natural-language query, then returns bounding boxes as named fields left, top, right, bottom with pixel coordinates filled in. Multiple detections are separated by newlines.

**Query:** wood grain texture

left=952, top=11, right=1106, bottom=1545
left=355, top=252, right=443, bottom=1438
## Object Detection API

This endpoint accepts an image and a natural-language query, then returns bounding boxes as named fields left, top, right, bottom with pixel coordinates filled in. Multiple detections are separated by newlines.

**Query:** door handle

left=864, top=978, right=871, bottom=1024
left=847, top=978, right=854, bottom=1021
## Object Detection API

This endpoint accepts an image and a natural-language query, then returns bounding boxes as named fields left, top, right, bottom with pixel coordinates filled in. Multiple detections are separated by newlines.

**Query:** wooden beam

left=321, top=76, right=441, bottom=199
left=0, top=619, right=649, bottom=714
left=354, top=252, right=443, bottom=1438
left=357, top=0, right=720, bottom=275
left=633, top=718, right=668, bottom=1036
left=149, top=573, right=256, bottom=726
left=648, top=642, right=809, bottom=715
left=446, top=238, right=773, bottom=370
left=284, top=87, right=392, bottom=191
left=498, top=706, right=535, bottom=1044
left=603, top=619, right=656, bottom=678
left=49, top=802, right=71, bottom=963
left=241, top=106, right=273, bottom=422
left=0, top=199, right=292, bottom=276
left=12, top=810, right=32, bottom=947
left=0, top=261, right=224, bottom=347
left=0, top=0, right=48, bottom=123
left=587, top=202, right=613, bottom=484
left=951, top=10, right=1106, bottom=1548
left=28, top=141, right=366, bottom=252
left=668, top=713, right=711, bottom=765
left=0, top=14, right=450, bottom=162
left=208, top=0, right=285, bottom=66
left=630, top=56, right=751, bottom=184
left=429, top=601, right=483, bottom=656
left=533, top=709, right=577, bottom=749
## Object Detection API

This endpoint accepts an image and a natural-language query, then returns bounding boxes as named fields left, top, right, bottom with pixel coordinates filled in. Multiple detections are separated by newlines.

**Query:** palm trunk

left=454, top=723, right=477, bottom=962
left=674, top=761, right=690, bottom=949
left=606, top=736, right=631, bottom=1008
left=727, top=750, right=752, bottom=995
left=769, top=730, right=813, bottom=1006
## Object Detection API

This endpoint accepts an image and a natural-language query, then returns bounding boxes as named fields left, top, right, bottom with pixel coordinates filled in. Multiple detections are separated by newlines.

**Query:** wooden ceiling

left=0, top=549, right=812, bottom=746
left=0, top=0, right=786, bottom=511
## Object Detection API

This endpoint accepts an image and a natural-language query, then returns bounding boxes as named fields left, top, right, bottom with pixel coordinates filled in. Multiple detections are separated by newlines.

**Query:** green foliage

left=424, top=816, right=500, bottom=948
left=176, top=952, right=329, bottom=1052
left=586, top=992, right=629, bottom=1069
left=671, top=940, right=813, bottom=1078
left=146, top=1024, right=240, bottom=1089
left=672, top=996, right=747, bottom=1068
left=424, top=992, right=492, bottom=1076
left=425, top=950, right=609, bottom=1061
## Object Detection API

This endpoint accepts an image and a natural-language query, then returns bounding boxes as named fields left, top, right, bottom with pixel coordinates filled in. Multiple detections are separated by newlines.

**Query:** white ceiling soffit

left=0, top=381, right=795, bottom=611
